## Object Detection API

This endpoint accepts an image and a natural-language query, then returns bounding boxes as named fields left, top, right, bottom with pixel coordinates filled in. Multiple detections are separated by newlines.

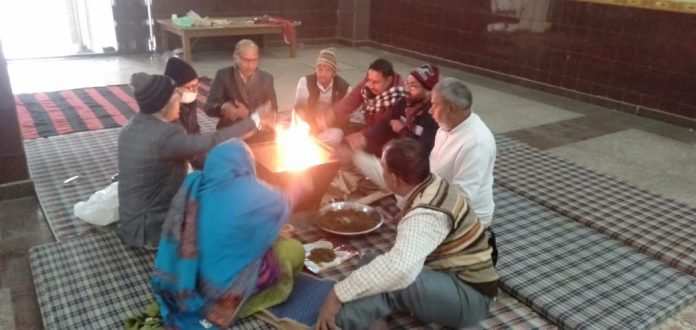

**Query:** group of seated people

left=117, top=38, right=499, bottom=329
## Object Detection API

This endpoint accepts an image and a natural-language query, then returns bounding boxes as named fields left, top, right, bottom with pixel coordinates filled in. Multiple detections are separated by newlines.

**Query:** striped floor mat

left=15, top=78, right=213, bottom=139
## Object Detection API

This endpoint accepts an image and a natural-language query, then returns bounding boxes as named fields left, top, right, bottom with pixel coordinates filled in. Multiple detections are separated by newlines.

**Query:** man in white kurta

left=428, top=80, right=496, bottom=226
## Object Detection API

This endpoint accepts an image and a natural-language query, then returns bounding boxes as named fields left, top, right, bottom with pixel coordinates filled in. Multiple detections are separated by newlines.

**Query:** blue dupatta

left=152, top=140, right=289, bottom=329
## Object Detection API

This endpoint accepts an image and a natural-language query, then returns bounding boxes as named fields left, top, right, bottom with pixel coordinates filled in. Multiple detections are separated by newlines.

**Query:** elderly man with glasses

left=204, top=39, right=278, bottom=132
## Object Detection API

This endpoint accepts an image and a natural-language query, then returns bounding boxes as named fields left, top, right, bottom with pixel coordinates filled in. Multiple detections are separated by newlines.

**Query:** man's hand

left=232, top=100, right=250, bottom=119
left=389, top=119, right=406, bottom=133
left=256, top=100, right=276, bottom=128
left=221, top=101, right=234, bottom=118
left=345, top=132, right=367, bottom=150
left=316, top=109, right=336, bottom=131
left=316, top=289, right=342, bottom=330
left=334, top=144, right=355, bottom=166
left=221, top=100, right=250, bottom=121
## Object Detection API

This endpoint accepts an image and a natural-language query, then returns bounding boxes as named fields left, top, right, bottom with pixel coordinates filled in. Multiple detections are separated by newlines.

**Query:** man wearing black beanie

left=164, top=57, right=204, bottom=169
left=117, top=72, right=273, bottom=249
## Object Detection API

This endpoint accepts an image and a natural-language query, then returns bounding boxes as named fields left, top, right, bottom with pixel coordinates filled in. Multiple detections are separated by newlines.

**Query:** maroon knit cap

left=410, top=64, right=439, bottom=90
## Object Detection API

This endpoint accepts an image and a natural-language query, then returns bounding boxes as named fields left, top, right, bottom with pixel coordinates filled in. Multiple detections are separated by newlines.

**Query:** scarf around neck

left=403, top=97, right=432, bottom=129
left=360, top=84, right=406, bottom=115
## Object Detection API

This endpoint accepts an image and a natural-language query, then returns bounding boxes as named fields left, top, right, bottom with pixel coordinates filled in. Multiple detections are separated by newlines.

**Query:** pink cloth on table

left=253, top=16, right=296, bottom=44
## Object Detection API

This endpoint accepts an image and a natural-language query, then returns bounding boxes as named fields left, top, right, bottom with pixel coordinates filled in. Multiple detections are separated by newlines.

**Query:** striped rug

left=14, top=78, right=212, bottom=140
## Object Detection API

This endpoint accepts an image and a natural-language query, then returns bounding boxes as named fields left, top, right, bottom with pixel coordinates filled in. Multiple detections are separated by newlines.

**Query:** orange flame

left=275, top=112, right=325, bottom=172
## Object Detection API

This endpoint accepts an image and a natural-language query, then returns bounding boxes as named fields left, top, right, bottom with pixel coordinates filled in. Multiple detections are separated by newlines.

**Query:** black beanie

left=131, top=73, right=176, bottom=114
left=164, top=57, right=197, bottom=86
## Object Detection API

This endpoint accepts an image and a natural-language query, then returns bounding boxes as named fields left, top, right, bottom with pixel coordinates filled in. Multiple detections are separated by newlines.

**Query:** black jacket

left=204, top=66, right=278, bottom=129
left=363, top=98, right=439, bottom=156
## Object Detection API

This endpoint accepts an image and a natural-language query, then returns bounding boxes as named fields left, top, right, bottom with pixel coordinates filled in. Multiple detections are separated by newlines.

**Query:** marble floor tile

left=549, top=129, right=696, bottom=207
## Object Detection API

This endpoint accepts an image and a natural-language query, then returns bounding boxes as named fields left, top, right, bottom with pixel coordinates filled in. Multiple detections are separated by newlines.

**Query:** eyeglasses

left=406, top=83, right=422, bottom=90
left=238, top=55, right=259, bottom=63
left=178, top=83, right=199, bottom=93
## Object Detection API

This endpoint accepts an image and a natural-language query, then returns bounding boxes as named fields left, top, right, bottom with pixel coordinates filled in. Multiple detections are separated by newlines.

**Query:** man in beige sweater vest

left=316, top=138, right=499, bottom=330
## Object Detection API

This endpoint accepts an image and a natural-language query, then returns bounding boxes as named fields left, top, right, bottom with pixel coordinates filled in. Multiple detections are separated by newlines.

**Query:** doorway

left=0, top=0, right=118, bottom=59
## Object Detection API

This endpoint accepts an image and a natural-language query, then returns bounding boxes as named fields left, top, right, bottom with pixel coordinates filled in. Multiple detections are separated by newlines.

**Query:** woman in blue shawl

left=151, top=139, right=304, bottom=329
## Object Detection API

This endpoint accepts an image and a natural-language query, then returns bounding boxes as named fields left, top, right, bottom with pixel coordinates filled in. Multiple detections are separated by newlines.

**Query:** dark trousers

left=336, top=269, right=492, bottom=330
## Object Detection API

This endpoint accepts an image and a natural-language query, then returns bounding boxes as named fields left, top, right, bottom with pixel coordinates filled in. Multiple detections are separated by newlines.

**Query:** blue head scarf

left=152, top=139, right=289, bottom=329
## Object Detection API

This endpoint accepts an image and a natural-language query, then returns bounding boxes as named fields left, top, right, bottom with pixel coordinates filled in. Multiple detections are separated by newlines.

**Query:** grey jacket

left=116, top=113, right=255, bottom=247
left=204, top=66, right=278, bottom=129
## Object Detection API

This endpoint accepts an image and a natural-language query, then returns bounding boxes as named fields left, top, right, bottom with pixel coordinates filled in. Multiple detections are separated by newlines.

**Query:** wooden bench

left=156, top=17, right=300, bottom=62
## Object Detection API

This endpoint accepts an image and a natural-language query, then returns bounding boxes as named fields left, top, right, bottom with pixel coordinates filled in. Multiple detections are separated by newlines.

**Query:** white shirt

left=334, top=207, right=451, bottom=302
left=351, top=112, right=496, bottom=226
left=429, top=113, right=496, bottom=226
left=294, top=76, right=352, bottom=112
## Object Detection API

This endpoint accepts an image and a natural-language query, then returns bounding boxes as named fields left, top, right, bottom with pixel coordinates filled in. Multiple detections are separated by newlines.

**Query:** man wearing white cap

left=294, top=48, right=351, bottom=145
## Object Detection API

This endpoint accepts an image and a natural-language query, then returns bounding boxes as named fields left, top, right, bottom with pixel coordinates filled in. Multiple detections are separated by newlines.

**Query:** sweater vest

left=404, top=175, right=499, bottom=297
left=305, top=73, right=350, bottom=112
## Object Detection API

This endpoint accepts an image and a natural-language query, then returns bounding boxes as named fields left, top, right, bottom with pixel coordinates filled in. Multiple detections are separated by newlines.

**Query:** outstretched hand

left=345, top=132, right=367, bottom=151
left=256, top=100, right=276, bottom=128
left=334, top=144, right=355, bottom=166
left=316, top=109, right=336, bottom=131
left=316, top=289, right=342, bottom=330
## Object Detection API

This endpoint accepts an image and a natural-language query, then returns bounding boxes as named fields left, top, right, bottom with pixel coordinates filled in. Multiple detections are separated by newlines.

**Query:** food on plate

left=307, top=247, right=336, bottom=264
left=317, top=208, right=380, bottom=233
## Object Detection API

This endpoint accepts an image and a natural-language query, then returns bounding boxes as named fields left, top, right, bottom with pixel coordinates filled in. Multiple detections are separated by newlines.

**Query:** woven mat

left=22, top=110, right=221, bottom=241
left=494, top=145, right=696, bottom=276
left=29, top=204, right=554, bottom=330
left=23, top=114, right=522, bottom=243
left=293, top=205, right=554, bottom=329
left=653, top=302, right=696, bottom=329
left=29, top=231, right=273, bottom=330
left=494, top=185, right=696, bottom=329
left=494, top=133, right=527, bottom=151
left=24, top=128, right=121, bottom=241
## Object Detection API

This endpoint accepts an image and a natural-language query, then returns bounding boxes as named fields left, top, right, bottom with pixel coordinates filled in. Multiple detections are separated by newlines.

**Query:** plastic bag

left=74, top=182, right=119, bottom=226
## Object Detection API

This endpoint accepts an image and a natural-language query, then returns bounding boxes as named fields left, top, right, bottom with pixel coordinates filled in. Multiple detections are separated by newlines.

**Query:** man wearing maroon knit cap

left=348, top=63, right=440, bottom=156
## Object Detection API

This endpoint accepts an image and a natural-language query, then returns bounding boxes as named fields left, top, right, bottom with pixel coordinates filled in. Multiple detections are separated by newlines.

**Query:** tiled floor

left=0, top=196, right=53, bottom=329
left=2, top=44, right=695, bottom=329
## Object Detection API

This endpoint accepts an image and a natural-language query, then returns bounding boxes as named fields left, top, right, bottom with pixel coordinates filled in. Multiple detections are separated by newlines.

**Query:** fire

left=274, top=112, right=325, bottom=172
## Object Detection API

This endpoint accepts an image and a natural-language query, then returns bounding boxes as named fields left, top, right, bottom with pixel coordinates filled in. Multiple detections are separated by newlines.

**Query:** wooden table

left=156, top=17, right=300, bottom=62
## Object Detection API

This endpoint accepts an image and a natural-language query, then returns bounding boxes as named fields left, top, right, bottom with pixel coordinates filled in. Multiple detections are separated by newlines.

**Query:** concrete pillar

left=337, top=0, right=371, bottom=46
left=0, top=41, right=33, bottom=200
